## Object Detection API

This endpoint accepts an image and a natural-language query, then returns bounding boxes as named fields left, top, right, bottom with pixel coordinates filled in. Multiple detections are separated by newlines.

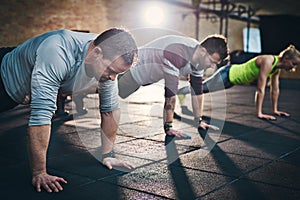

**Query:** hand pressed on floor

left=32, top=172, right=67, bottom=193
left=102, top=157, right=135, bottom=170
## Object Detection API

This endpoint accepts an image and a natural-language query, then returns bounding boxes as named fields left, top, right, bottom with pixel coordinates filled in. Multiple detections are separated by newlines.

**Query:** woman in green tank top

left=177, top=45, right=300, bottom=120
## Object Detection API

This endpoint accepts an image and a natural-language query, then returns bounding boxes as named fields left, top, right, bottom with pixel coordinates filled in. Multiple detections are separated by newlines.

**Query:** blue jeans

left=202, top=65, right=234, bottom=93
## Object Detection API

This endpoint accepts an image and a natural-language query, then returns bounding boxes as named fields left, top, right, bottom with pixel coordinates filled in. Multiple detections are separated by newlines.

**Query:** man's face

left=84, top=47, right=131, bottom=81
left=98, top=57, right=131, bottom=82
left=195, top=47, right=222, bottom=70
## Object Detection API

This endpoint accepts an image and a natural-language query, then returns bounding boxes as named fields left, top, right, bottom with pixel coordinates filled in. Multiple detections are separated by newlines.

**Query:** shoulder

left=255, top=55, right=274, bottom=67
left=163, top=44, right=189, bottom=68
left=145, top=35, right=199, bottom=48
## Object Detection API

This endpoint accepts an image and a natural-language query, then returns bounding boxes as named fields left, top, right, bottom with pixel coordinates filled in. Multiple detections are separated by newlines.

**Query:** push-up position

left=0, top=28, right=137, bottom=192
left=118, top=34, right=229, bottom=138
left=178, top=45, right=300, bottom=120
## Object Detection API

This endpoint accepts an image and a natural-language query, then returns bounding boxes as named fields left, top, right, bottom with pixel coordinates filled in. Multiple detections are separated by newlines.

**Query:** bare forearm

left=270, top=89, right=279, bottom=112
left=255, top=90, right=265, bottom=115
left=28, top=125, right=51, bottom=175
left=191, top=94, right=203, bottom=118
left=101, top=110, right=120, bottom=153
left=163, top=96, right=176, bottom=123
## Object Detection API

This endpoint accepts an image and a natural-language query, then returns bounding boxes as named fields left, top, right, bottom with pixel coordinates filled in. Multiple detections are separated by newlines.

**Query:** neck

left=275, top=57, right=284, bottom=69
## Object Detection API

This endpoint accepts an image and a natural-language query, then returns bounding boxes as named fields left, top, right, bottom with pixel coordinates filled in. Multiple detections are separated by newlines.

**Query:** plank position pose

left=118, top=34, right=229, bottom=138
left=177, top=45, right=300, bottom=120
left=0, top=28, right=138, bottom=192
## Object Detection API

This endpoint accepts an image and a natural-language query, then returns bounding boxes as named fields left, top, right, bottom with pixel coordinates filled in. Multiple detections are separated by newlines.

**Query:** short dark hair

left=94, top=28, right=138, bottom=65
left=200, top=34, right=229, bottom=61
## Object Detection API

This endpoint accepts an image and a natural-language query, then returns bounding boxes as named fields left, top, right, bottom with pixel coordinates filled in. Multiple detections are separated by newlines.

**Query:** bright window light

left=243, top=28, right=262, bottom=53
left=144, top=5, right=165, bottom=26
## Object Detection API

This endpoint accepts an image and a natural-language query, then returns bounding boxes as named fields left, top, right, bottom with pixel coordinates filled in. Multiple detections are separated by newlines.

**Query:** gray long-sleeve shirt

left=130, top=35, right=204, bottom=97
left=1, top=30, right=119, bottom=126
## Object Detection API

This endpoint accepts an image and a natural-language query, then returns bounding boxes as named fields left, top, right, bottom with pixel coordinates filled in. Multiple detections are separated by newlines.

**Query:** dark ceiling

left=170, top=0, right=300, bottom=17
left=231, top=0, right=300, bottom=16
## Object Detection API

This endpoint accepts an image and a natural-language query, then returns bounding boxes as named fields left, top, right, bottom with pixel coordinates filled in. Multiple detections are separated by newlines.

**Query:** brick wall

left=0, top=0, right=108, bottom=46
left=0, top=0, right=298, bottom=79
left=0, top=0, right=246, bottom=49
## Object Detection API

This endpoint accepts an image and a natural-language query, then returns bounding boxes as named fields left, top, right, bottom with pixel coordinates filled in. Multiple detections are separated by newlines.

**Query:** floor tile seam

left=116, top=133, right=162, bottom=141
left=204, top=146, right=300, bottom=179
left=138, top=136, right=201, bottom=145
left=114, top=137, right=140, bottom=144
left=200, top=172, right=300, bottom=199
left=69, top=142, right=300, bottom=184
left=63, top=179, right=98, bottom=192
left=95, top=171, right=128, bottom=182
left=165, top=142, right=263, bottom=159
left=120, top=111, right=162, bottom=117
left=277, top=145, right=300, bottom=160
left=261, top=145, right=300, bottom=163
left=113, top=148, right=201, bottom=171
left=263, top=120, right=300, bottom=136
left=237, top=159, right=274, bottom=178
left=47, top=147, right=96, bottom=160
left=116, top=151, right=162, bottom=163
left=169, top=143, right=202, bottom=150
left=97, top=180, right=175, bottom=200
left=61, top=177, right=172, bottom=199
left=169, top=143, right=203, bottom=150
left=210, top=150, right=275, bottom=161
left=119, top=117, right=162, bottom=125
left=210, top=145, right=300, bottom=162
left=286, top=118, right=300, bottom=124
left=49, top=141, right=97, bottom=150
left=234, top=146, right=300, bottom=186
left=123, top=144, right=199, bottom=163
left=113, top=134, right=203, bottom=148
left=240, top=177, right=300, bottom=191
left=125, top=101, right=163, bottom=105
left=77, top=133, right=165, bottom=146
left=86, top=160, right=169, bottom=182
left=165, top=147, right=244, bottom=177
left=64, top=118, right=161, bottom=128
left=199, top=151, right=299, bottom=198
left=170, top=164, right=240, bottom=179
left=113, top=135, right=169, bottom=145
left=198, top=178, right=240, bottom=198
left=177, top=148, right=277, bottom=177
left=211, top=130, right=270, bottom=145
left=121, top=110, right=163, bottom=116
left=229, top=124, right=275, bottom=137
left=47, top=166, right=104, bottom=182
left=119, top=122, right=162, bottom=129
left=176, top=141, right=291, bottom=177
left=215, top=122, right=295, bottom=144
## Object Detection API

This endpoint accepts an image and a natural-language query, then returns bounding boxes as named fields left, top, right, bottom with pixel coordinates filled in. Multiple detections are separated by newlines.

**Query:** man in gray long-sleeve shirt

left=0, top=28, right=137, bottom=193
left=118, top=34, right=229, bottom=138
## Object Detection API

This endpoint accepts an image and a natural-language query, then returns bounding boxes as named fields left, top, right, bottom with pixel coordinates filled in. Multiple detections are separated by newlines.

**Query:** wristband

left=194, top=117, right=202, bottom=127
left=164, top=122, right=173, bottom=133
left=101, top=150, right=115, bottom=161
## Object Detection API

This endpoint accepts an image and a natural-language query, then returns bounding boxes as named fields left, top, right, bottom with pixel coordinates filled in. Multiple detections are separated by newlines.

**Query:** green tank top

left=229, top=56, right=279, bottom=84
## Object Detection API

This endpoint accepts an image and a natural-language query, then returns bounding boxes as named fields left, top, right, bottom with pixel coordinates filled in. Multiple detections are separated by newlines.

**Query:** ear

left=198, top=46, right=207, bottom=56
left=93, top=46, right=103, bottom=59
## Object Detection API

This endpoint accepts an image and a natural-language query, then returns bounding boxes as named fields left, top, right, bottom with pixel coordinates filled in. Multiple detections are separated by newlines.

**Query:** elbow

left=256, top=88, right=265, bottom=95
left=271, top=88, right=279, bottom=97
